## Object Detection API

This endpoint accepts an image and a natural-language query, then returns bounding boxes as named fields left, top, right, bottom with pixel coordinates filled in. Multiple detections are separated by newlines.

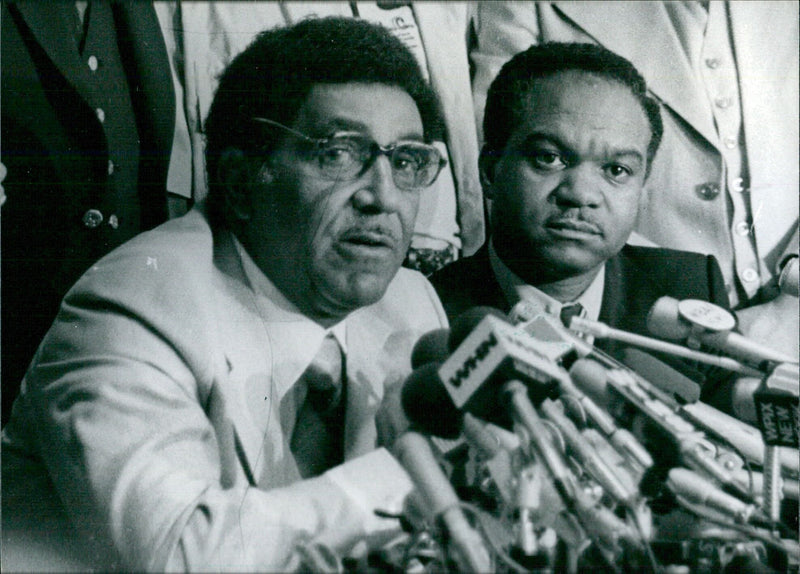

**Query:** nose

left=553, top=165, right=602, bottom=208
left=351, top=155, right=404, bottom=213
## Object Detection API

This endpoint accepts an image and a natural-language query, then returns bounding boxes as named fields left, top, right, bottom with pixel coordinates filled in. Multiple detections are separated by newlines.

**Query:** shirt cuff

left=325, top=448, right=413, bottom=537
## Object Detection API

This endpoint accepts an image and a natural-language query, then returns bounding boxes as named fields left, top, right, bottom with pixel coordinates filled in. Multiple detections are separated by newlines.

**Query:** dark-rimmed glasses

left=251, top=117, right=446, bottom=191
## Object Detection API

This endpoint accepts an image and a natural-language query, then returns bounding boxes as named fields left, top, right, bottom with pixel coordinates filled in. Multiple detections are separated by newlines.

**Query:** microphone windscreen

left=401, top=362, right=463, bottom=439
left=646, top=296, right=688, bottom=340
left=411, top=328, right=451, bottom=369
left=448, top=306, right=507, bottom=352
left=568, top=358, right=611, bottom=408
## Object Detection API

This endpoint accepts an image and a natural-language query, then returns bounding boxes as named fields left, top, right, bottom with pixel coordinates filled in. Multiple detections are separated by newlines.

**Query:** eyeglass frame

left=250, top=116, right=447, bottom=191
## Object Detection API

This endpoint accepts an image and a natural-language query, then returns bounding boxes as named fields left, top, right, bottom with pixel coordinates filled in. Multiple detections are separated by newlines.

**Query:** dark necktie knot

left=559, top=302, right=585, bottom=328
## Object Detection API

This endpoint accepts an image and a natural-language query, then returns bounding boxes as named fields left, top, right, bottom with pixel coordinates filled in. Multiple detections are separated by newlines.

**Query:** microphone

left=667, top=467, right=769, bottom=527
left=401, top=363, right=463, bottom=439
left=753, top=362, right=799, bottom=449
left=570, top=316, right=762, bottom=377
left=402, top=316, right=641, bottom=568
left=393, top=431, right=492, bottom=572
left=436, top=310, right=566, bottom=425
left=503, top=381, right=632, bottom=572
left=410, top=328, right=451, bottom=369
left=647, top=297, right=798, bottom=367
left=508, top=302, right=653, bottom=471
left=569, top=358, right=755, bottom=504
left=537, top=397, right=640, bottom=506
left=448, top=306, right=508, bottom=351
left=680, top=400, right=799, bottom=474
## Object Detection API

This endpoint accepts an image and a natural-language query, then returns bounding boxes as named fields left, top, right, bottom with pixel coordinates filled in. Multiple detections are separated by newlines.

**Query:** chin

left=541, top=247, right=605, bottom=277
left=323, top=272, right=394, bottom=312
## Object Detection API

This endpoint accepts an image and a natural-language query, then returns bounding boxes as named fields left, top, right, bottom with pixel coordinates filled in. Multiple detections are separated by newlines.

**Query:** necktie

left=290, top=334, right=346, bottom=478
left=559, top=302, right=585, bottom=329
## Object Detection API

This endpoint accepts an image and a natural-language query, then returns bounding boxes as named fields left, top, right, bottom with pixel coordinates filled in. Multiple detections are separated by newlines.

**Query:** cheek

left=497, top=179, right=549, bottom=226
left=604, top=192, right=640, bottom=239
left=399, top=194, right=422, bottom=238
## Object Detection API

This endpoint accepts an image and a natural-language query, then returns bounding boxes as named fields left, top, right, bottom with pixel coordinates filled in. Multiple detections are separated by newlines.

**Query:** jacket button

left=82, top=209, right=104, bottom=229
left=714, top=96, right=733, bottom=109
left=731, top=177, right=747, bottom=192
left=735, top=221, right=751, bottom=236
left=696, top=182, right=720, bottom=200
left=108, top=214, right=119, bottom=229
left=741, top=268, right=759, bottom=283
left=705, top=57, right=721, bottom=69
left=96, top=108, right=105, bottom=123
left=88, top=55, right=99, bottom=72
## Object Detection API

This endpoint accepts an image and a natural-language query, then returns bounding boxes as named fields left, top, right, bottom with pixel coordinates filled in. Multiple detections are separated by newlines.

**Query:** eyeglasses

left=251, top=117, right=446, bottom=191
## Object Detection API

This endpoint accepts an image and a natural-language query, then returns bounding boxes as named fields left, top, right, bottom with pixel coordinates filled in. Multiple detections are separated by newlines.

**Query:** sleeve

left=25, top=271, right=412, bottom=572
left=470, top=2, right=540, bottom=143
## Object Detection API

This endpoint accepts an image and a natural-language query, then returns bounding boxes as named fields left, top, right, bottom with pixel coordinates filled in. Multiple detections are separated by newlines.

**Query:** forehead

left=293, top=83, right=424, bottom=142
left=510, top=71, right=651, bottom=151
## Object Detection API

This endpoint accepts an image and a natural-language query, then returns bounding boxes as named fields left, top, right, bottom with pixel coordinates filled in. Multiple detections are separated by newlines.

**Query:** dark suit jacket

left=1, top=1, right=175, bottom=421
left=430, top=243, right=734, bottom=408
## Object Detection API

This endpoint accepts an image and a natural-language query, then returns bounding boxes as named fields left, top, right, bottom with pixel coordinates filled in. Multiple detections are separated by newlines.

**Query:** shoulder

left=617, top=244, right=716, bottom=272
left=64, top=209, right=217, bottom=320
left=430, top=248, right=492, bottom=294
left=614, top=245, right=728, bottom=306
left=429, top=247, right=502, bottom=319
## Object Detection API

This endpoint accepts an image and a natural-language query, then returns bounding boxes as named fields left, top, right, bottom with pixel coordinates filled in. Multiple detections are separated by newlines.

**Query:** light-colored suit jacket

left=470, top=0, right=799, bottom=355
left=1, top=208, right=447, bottom=571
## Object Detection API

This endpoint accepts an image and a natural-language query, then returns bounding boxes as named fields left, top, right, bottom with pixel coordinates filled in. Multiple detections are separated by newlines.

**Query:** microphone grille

left=646, top=296, right=688, bottom=340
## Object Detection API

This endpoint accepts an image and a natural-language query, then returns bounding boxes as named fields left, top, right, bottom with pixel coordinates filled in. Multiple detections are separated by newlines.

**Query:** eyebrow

left=316, top=118, right=426, bottom=142
left=520, top=132, right=645, bottom=166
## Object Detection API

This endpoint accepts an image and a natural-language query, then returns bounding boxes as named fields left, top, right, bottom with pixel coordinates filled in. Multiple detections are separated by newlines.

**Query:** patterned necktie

left=559, top=302, right=585, bottom=329
left=290, top=333, right=346, bottom=478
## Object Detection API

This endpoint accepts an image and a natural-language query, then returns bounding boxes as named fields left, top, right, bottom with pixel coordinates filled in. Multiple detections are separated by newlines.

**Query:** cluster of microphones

left=386, top=297, right=798, bottom=573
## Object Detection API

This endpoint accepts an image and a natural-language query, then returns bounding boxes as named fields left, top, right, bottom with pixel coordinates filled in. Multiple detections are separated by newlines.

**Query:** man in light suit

left=470, top=1, right=799, bottom=357
left=432, top=43, right=740, bottom=415
left=2, top=18, right=448, bottom=571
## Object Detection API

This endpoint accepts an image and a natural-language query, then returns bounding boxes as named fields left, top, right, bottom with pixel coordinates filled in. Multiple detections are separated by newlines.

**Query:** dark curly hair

left=483, top=42, right=663, bottom=174
left=204, top=16, right=444, bottom=226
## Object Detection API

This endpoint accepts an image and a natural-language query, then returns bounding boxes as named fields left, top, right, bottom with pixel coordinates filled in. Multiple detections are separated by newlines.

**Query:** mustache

left=545, top=213, right=603, bottom=235
left=339, top=223, right=401, bottom=247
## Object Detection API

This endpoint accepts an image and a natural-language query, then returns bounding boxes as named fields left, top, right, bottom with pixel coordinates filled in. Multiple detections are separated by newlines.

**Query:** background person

left=432, top=42, right=738, bottom=415
left=469, top=1, right=799, bottom=357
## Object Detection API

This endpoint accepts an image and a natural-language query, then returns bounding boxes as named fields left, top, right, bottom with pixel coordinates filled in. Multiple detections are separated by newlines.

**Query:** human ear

left=217, top=149, right=273, bottom=221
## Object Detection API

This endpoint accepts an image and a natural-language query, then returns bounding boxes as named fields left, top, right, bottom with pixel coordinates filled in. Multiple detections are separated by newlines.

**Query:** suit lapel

left=552, top=1, right=719, bottom=147
left=14, top=2, right=92, bottom=97
left=210, top=228, right=284, bottom=486
left=599, top=251, right=629, bottom=331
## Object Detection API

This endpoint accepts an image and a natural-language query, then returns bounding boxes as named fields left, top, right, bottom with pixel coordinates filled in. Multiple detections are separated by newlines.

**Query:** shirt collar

left=488, top=239, right=604, bottom=323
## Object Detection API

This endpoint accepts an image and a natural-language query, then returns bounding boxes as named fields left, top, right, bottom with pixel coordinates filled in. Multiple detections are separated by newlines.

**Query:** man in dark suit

left=431, top=43, right=737, bottom=412
left=1, top=1, right=181, bottom=423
